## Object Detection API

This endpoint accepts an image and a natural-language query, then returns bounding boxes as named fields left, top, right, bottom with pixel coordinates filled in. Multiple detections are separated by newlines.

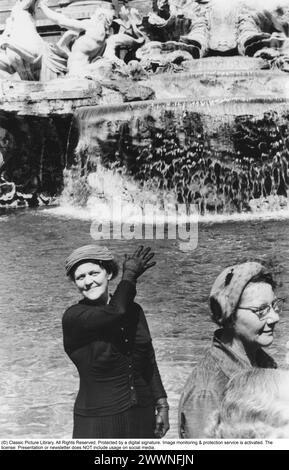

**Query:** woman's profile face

left=233, top=282, right=279, bottom=348
left=73, top=261, right=112, bottom=302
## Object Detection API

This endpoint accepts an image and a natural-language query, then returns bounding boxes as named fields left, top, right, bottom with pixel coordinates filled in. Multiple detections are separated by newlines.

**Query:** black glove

left=122, top=246, right=156, bottom=283
left=155, top=397, right=170, bottom=438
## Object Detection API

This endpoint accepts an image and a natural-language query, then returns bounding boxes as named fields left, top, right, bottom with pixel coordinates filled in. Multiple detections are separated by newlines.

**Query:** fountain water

left=66, top=89, right=289, bottom=216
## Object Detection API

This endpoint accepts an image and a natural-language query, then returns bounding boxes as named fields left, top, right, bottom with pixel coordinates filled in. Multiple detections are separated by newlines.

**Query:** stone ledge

left=0, top=65, right=288, bottom=117
left=0, top=77, right=118, bottom=116
left=0, top=76, right=157, bottom=116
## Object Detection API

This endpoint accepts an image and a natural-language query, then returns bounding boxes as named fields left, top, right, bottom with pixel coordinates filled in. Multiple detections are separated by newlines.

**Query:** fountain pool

left=0, top=208, right=289, bottom=439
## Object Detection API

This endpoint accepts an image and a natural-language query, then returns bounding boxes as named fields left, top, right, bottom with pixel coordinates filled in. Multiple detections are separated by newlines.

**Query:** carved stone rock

left=102, top=80, right=155, bottom=102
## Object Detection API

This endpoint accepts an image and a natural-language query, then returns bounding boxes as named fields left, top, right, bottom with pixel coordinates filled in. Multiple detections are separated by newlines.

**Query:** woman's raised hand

left=122, top=246, right=156, bottom=282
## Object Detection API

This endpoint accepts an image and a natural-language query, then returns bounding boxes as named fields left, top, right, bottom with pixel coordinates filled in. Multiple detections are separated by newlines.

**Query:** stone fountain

left=1, top=0, right=289, bottom=212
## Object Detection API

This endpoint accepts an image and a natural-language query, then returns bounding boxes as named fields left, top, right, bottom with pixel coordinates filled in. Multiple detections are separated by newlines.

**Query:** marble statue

left=137, top=0, right=289, bottom=72
left=1, top=0, right=289, bottom=81
left=0, top=0, right=44, bottom=80
left=37, top=1, right=145, bottom=79
left=103, top=6, right=145, bottom=65
left=0, top=0, right=70, bottom=80
left=38, top=0, right=114, bottom=76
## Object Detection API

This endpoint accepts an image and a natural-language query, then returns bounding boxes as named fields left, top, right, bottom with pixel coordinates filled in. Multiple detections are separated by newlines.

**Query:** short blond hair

left=206, top=369, right=289, bottom=438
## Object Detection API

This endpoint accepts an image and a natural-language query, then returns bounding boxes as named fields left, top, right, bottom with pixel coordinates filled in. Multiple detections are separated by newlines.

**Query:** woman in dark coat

left=63, top=244, right=169, bottom=439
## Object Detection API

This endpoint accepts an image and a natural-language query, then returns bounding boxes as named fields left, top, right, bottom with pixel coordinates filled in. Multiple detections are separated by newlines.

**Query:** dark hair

left=248, top=271, right=277, bottom=289
left=68, top=259, right=119, bottom=281
left=210, top=297, right=224, bottom=326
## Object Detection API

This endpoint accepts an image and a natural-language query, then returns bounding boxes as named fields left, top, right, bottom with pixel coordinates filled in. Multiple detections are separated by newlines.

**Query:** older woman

left=179, top=261, right=283, bottom=438
left=63, top=244, right=169, bottom=439
left=206, top=368, right=289, bottom=438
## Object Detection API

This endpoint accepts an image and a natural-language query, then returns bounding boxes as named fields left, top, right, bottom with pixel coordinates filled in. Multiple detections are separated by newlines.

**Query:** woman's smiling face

left=74, top=262, right=112, bottom=302
left=233, top=282, right=280, bottom=348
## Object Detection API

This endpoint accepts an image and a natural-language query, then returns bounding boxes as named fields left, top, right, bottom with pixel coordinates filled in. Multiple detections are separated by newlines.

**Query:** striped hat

left=65, top=244, right=118, bottom=278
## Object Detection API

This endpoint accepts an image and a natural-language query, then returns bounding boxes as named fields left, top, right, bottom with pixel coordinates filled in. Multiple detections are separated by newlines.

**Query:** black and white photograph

left=1, top=0, right=289, bottom=452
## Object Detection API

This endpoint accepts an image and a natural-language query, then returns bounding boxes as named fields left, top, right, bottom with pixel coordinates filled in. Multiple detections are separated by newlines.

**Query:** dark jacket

left=178, top=329, right=277, bottom=438
left=63, top=280, right=167, bottom=417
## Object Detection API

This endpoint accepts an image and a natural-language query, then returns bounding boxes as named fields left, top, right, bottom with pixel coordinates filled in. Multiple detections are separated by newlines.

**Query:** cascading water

left=59, top=94, right=289, bottom=219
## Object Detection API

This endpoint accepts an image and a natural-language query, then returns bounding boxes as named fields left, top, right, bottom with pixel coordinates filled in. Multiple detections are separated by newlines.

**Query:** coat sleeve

left=146, top=341, right=167, bottom=402
left=136, top=307, right=167, bottom=402
left=179, top=387, right=219, bottom=438
left=63, top=280, right=136, bottom=353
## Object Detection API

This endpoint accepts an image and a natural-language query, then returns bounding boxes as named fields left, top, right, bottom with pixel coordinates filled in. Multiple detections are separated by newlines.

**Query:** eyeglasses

left=238, top=298, right=286, bottom=320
